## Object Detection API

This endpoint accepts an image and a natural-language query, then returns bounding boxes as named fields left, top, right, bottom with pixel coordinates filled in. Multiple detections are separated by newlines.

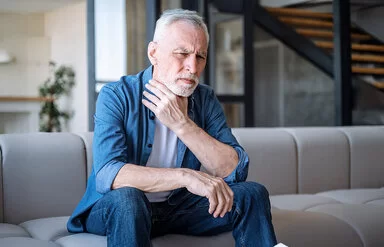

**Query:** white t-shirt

left=145, top=118, right=178, bottom=202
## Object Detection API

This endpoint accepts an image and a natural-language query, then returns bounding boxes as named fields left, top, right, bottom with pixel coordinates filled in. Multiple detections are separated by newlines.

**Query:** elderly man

left=68, top=8, right=277, bottom=247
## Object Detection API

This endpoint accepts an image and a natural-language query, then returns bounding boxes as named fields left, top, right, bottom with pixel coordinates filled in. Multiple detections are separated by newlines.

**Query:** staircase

left=266, top=7, right=384, bottom=90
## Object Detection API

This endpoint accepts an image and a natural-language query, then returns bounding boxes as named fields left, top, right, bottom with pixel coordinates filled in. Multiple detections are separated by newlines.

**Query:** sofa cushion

left=76, top=132, right=94, bottom=178
left=272, top=209, right=363, bottom=247
left=152, top=232, right=234, bottom=247
left=284, top=128, right=350, bottom=194
left=316, top=188, right=384, bottom=204
left=339, top=127, right=384, bottom=189
left=232, top=128, right=297, bottom=195
left=19, top=216, right=71, bottom=241
left=367, top=199, right=384, bottom=206
left=0, top=223, right=30, bottom=238
left=0, top=237, right=60, bottom=247
left=0, top=133, right=87, bottom=224
left=270, top=194, right=341, bottom=211
left=55, top=231, right=234, bottom=247
left=308, top=204, right=384, bottom=247
left=55, top=233, right=106, bottom=247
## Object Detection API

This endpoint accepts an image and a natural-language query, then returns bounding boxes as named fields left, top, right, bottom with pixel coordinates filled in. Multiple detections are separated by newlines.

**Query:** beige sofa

left=0, top=126, right=383, bottom=247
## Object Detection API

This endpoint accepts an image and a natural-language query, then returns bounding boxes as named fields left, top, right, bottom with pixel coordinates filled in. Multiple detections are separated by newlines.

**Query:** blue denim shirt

left=67, top=66, right=249, bottom=233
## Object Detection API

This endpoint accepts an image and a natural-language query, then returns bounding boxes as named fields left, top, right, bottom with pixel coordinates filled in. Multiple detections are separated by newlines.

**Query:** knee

left=104, top=187, right=151, bottom=219
left=246, top=182, right=270, bottom=201
left=233, top=182, right=271, bottom=212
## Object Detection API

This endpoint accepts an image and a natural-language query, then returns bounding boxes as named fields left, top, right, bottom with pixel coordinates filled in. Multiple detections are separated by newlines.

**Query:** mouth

left=178, top=78, right=196, bottom=85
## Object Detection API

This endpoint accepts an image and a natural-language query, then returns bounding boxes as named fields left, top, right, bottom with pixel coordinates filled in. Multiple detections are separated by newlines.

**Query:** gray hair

left=153, top=9, right=210, bottom=44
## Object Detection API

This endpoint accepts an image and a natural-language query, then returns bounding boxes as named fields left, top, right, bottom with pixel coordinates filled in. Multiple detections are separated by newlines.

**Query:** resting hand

left=183, top=169, right=234, bottom=218
left=142, top=79, right=189, bottom=132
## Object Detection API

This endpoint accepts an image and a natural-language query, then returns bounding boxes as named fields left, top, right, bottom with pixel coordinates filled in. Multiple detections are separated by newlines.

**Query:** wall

left=354, top=6, right=384, bottom=42
left=0, top=12, right=50, bottom=96
left=44, top=1, right=88, bottom=133
left=253, top=27, right=335, bottom=127
left=260, top=0, right=308, bottom=7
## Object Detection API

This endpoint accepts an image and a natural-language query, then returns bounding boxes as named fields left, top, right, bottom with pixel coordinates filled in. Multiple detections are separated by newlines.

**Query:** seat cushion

left=0, top=223, right=30, bottom=238
left=152, top=232, right=234, bottom=247
left=55, top=232, right=234, bottom=247
left=308, top=204, right=384, bottom=247
left=270, top=194, right=341, bottom=211
left=0, top=237, right=60, bottom=247
left=272, top=209, right=363, bottom=247
left=55, top=233, right=106, bottom=247
left=19, top=216, right=71, bottom=241
left=316, top=188, right=384, bottom=204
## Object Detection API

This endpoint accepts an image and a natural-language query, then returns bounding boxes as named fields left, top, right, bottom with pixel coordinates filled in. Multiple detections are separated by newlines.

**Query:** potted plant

left=38, top=61, right=75, bottom=132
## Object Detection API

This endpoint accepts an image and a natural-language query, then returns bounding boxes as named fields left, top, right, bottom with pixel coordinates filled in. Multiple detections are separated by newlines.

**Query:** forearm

left=112, top=164, right=188, bottom=192
left=175, top=119, right=238, bottom=178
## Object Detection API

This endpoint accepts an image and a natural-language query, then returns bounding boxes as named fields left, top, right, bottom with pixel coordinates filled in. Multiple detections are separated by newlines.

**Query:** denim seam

left=234, top=206, right=246, bottom=247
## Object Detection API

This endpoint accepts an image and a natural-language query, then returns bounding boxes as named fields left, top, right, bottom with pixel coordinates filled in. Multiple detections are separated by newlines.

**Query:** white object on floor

left=274, top=243, right=288, bottom=247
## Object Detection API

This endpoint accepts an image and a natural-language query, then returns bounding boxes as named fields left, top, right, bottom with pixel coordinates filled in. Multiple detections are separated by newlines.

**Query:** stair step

left=315, top=41, right=384, bottom=52
left=297, top=29, right=372, bottom=40
left=279, top=17, right=333, bottom=28
left=372, top=82, right=384, bottom=89
left=266, top=7, right=333, bottom=19
left=352, top=54, right=384, bottom=63
left=352, top=67, right=384, bottom=75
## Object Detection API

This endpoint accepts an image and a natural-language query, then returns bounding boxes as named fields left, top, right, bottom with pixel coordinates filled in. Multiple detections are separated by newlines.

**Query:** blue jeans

left=85, top=182, right=277, bottom=247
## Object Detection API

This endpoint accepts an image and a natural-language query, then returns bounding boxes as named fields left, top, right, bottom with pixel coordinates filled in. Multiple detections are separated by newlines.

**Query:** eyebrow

left=173, top=48, right=207, bottom=57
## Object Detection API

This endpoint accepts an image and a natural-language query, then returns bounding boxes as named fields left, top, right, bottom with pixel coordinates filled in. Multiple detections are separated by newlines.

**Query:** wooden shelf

left=314, top=41, right=384, bottom=53
left=0, top=96, right=53, bottom=102
left=352, top=67, right=384, bottom=75
left=279, top=17, right=333, bottom=28
left=296, top=29, right=371, bottom=40
left=266, top=7, right=333, bottom=19
left=352, top=54, right=384, bottom=63
left=372, top=82, right=384, bottom=89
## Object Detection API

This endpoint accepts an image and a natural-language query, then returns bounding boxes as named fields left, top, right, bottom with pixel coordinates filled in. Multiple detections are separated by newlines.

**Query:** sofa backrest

left=0, top=126, right=383, bottom=224
left=232, top=126, right=384, bottom=195
left=0, top=133, right=87, bottom=224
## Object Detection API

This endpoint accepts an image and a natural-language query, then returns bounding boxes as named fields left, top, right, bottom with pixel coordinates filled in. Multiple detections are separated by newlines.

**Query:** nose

left=185, top=55, right=198, bottom=74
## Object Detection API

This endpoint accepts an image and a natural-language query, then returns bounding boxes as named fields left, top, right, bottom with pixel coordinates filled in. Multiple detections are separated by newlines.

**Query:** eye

left=197, top=55, right=206, bottom=60
left=175, top=52, right=188, bottom=58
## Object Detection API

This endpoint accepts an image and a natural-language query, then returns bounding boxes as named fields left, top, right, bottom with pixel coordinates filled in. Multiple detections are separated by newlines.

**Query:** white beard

left=160, top=73, right=200, bottom=97
left=163, top=79, right=198, bottom=97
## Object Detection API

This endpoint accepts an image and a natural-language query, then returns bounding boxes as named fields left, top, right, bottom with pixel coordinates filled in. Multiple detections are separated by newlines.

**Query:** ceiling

left=0, top=0, right=85, bottom=14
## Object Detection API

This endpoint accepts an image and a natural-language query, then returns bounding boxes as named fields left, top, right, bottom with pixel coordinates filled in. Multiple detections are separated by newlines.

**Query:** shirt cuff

left=96, top=160, right=126, bottom=194
left=223, top=146, right=249, bottom=184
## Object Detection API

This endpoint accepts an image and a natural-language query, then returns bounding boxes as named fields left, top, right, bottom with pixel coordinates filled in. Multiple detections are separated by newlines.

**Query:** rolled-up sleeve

left=203, top=88, right=249, bottom=183
left=93, top=85, right=129, bottom=194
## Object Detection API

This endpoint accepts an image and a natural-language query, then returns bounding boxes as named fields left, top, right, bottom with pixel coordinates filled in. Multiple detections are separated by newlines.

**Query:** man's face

left=149, top=21, right=208, bottom=97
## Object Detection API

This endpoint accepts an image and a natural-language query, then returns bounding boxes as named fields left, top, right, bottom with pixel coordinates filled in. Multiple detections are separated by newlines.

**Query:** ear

left=147, top=41, right=158, bottom=65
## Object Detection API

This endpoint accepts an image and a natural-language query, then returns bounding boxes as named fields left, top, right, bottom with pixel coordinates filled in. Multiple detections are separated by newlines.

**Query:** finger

left=143, top=90, right=161, bottom=105
left=213, top=188, right=225, bottom=218
left=226, top=185, right=234, bottom=213
left=207, top=191, right=218, bottom=215
left=142, top=99, right=156, bottom=112
left=213, top=179, right=228, bottom=218
left=145, top=82, right=167, bottom=100
left=217, top=181, right=230, bottom=217
left=150, top=79, right=174, bottom=97
left=221, top=183, right=234, bottom=217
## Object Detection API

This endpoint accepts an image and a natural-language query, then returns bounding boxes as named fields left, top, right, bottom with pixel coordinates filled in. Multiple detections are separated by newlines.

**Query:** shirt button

left=150, top=115, right=155, bottom=120
left=147, top=144, right=152, bottom=148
